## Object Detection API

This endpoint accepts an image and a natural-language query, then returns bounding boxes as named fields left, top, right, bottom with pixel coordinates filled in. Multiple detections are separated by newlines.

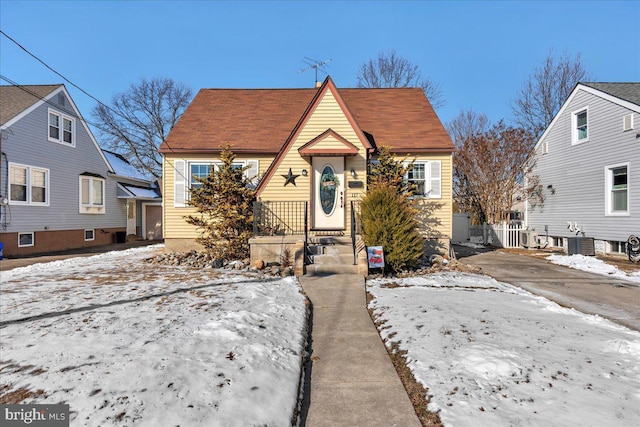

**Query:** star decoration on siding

left=281, top=168, right=300, bottom=186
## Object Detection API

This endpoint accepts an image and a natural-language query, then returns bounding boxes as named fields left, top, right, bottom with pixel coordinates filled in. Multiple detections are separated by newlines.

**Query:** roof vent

left=623, top=113, right=634, bottom=131
left=58, top=93, right=65, bottom=106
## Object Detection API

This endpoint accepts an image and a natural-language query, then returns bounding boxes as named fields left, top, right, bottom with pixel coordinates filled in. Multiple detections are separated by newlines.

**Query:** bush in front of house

left=361, top=146, right=423, bottom=273
left=359, top=183, right=424, bottom=273
left=185, top=145, right=255, bottom=261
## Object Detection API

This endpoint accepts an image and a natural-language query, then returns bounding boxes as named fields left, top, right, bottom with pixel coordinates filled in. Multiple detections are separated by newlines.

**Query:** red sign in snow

left=367, top=246, right=385, bottom=269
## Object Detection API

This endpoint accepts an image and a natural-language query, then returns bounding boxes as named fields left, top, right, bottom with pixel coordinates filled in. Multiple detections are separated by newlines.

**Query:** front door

left=312, top=157, right=345, bottom=230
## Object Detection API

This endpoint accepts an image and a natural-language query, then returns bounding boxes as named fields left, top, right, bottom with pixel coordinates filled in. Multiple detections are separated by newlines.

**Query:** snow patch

left=368, top=272, right=640, bottom=427
left=0, top=247, right=307, bottom=426
left=547, top=253, right=640, bottom=283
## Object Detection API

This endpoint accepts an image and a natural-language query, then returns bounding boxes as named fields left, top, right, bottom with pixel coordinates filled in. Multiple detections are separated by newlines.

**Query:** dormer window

left=572, top=107, right=588, bottom=144
left=48, top=108, right=75, bottom=146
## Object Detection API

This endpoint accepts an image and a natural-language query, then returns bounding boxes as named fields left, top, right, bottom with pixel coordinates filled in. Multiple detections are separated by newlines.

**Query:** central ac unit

left=520, top=230, right=539, bottom=248
left=567, top=237, right=595, bottom=256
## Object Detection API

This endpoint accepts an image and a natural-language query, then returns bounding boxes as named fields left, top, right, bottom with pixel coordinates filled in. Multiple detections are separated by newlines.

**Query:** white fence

left=469, top=222, right=523, bottom=248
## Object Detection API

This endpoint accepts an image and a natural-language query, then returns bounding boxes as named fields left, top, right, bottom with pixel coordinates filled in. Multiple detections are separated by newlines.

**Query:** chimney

left=315, top=81, right=322, bottom=88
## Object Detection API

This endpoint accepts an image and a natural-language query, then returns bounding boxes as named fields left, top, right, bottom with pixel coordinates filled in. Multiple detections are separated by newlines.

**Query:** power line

left=1, top=74, right=109, bottom=132
left=0, top=30, right=180, bottom=156
left=0, top=74, right=139, bottom=141
left=0, top=75, right=186, bottom=182
left=1, top=30, right=113, bottom=116
left=0, top=31, right=190, bottom=186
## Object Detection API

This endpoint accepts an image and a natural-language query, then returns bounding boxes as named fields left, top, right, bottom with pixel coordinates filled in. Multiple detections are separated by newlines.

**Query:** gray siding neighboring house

left=0, top=84, right=159, bottom=257
left=102, top=150, right=162, bottom=240
left=526, top=82, right=640, bottom=255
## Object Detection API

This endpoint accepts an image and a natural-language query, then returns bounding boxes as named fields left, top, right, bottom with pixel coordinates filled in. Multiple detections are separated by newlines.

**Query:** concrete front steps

left=306, top=236, right=360, bottom=276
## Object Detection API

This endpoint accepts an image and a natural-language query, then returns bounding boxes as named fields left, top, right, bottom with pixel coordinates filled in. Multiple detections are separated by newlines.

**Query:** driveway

left=455, top=245, right=640, bottom=331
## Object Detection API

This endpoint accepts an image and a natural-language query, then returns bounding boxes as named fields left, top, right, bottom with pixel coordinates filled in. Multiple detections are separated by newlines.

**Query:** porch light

left=302, top=169, right=308, bottom=177
left=350, top=168, right=356, bottom=178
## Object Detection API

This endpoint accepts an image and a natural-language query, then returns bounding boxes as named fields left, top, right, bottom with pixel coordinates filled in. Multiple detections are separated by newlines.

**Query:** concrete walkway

left=460, top=249, right=640, bottom=331
left=299, top=274, right=420, bottom=427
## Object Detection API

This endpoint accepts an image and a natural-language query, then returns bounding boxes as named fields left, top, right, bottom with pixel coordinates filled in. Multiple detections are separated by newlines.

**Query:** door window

left=320, top=165, right=337, bottom=215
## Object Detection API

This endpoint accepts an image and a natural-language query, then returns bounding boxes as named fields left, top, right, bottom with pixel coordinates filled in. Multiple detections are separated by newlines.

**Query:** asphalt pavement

left=456, top=245, right=640, bottom=332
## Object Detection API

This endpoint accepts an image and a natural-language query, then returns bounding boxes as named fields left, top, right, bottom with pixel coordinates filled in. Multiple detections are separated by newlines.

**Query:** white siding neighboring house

left=102, top=150, right=162, bottom=241
left=526, top=82, right=640, bottom=255
left=0, top=84, right=159, bottom=257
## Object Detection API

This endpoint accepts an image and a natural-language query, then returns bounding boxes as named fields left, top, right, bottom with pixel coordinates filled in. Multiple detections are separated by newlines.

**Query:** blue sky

left=1, top=0, right=639, bottom=129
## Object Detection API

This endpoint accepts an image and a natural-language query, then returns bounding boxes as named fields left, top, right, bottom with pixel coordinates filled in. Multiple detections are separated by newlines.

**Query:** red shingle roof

left=160, top=81, right=453, bottom=154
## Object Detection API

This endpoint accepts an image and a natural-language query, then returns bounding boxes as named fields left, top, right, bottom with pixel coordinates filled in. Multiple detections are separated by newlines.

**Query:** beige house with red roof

left=159, top=77, right=454, bottom=267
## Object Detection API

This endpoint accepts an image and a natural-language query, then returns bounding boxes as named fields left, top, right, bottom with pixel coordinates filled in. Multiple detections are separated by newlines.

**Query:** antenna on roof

left=298, top=57, right=332, bottom=87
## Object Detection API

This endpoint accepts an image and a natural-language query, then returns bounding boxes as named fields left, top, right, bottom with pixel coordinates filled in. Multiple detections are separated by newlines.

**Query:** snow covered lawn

left=368, top=272, right=640, bottom=427
left=0, top=245, right=308, bottom=426
left=547, top=253, right=640, bottom=283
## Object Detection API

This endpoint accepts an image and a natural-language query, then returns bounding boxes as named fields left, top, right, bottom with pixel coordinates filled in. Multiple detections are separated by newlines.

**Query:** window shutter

left=402, top=161, right=410, bottom=180
left=623, top=113, right=634, bottom=131
left=174, top=160, right=186, bottom=207
left=245, top=160, right=259, bottom=189
left=429, top=161, right=441, bottom=198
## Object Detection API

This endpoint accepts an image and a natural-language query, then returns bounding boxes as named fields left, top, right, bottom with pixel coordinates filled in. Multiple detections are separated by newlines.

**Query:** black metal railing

left=253, top=201, right=308, bottom=237
left=351, top=200, right=361, bottom=265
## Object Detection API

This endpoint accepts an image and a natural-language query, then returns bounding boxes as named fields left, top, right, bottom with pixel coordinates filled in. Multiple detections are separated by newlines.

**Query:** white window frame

left=79, top=176, right=106, bottom=214
left=404, top=160, right=442, bottom=199
left=8, top=162, right=50, bottom=206
left=188, top=160, right=249, bottom=190
left=48, top=108, right=76, bottom=147
left=571, top=107, right=589, bottom=145
left=84, top=229, right=95, bottom=241
left=605, top=162, right=629, bottom=216
left=188, top=162, right=215, bottom=191
left=175, top=159, right=258, bottom=207
left=18, top=232, right=34, bottom=247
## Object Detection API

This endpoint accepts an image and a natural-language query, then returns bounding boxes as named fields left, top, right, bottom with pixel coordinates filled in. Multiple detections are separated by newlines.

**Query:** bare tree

left=447, top=109, right=491, bottom=148
left=357, top=49, right=445, bottom=109
left=93, top=77, right=192, bottom=178
left=512, top=50, right=592, bottom=138
left=454, top=121, right=538, bottom=224
left=447, top=109, right=491, bottom=217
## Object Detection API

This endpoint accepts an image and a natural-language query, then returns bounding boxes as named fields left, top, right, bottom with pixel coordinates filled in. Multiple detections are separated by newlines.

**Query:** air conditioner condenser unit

left=520, top=230, right=539, bottom=248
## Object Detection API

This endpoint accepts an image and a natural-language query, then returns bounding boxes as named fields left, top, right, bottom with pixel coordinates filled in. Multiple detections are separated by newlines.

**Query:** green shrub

left=360, top=184, right=423, bottom=273
left=185, top=145, right=255, bottom=260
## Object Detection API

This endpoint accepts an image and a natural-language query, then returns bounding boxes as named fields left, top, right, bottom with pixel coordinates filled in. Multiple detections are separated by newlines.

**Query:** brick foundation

left=0, top=228, right=126, bottom=258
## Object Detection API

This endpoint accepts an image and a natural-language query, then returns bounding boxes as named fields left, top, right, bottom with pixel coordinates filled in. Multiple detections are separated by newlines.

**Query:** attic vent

left=623, top=113, right=634, bottom=131
left=58, top=93, right=66, bottom=106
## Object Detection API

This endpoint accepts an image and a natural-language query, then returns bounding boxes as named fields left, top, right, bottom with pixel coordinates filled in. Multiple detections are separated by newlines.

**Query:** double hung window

left=606, top=164, right=629, bottom=215
left=405, top=161, right=442, bottom=198
left=572, top=108, right=588, bottom=144
left=9, top=163, right=49, bottom=205
left=48, top=109, right=75, bottom=146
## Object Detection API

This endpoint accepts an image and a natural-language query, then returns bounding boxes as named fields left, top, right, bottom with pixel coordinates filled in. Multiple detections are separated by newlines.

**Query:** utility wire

left=1, top=74, right=126, bottom=138
left=0, top=75, right=186, bottom=182
left=0, top=29, right=180, bottom=156
left=1, top=30, right=114, bottom=117
left=0, top=31, right=187, bottom=181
